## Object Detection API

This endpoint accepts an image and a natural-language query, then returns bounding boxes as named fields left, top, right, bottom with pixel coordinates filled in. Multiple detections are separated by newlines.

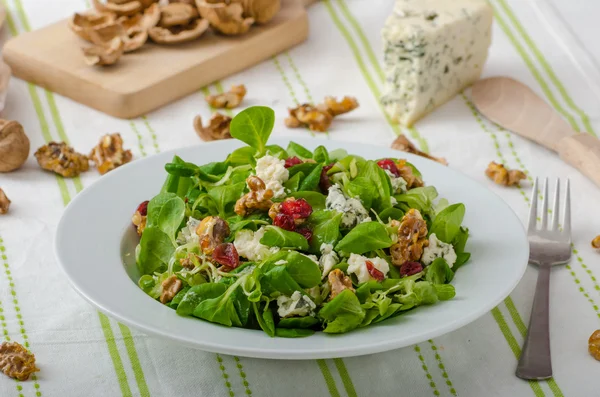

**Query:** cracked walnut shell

left=194, top=113, right=232, bottom=141
left=69, top=11, right=118, bottom=42
left=0, top=120, right=30, bottom=173
left=205, top=85, right=247, bottom=109
left=158, top=2, right=199, bottom=27
left=0, top=341, right=39, bottom=381
left=231, top=0, right=280, bottom=24
left=83, top=34, right=125, bottom=66
left=89, top=133, right=133, bottom=175
left=196, top=1, right=254, bottom=36
left=390, top=209, right=429, bottom=267
left=35, top=142, right=90, bottom=178
left=234, top=176, right=274, bottom=216
left=149, top=18, right=209, bottom=44
left=485, top=161, right=526, bottom=187
left=93, top=0, right=158, bottom=17
left=0, top=188, right=9, bottom=215
left=391, top=134, right=447, bottom=165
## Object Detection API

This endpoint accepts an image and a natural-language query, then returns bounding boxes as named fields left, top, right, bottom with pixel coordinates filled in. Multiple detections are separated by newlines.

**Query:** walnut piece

left=231, top=0, right=280, bottom=24
left=179, top=254, right=198, bottom=270
left=397, top=159, right=423, bottom=189
left=194, top=113, right=232, bottom=142
left=205, top=85, right=247, bottom=109
left=390, top=209, right=428, bottom=267
left=196, top=1, right=254, bottom=35
left=320, top=96, right=359, bottom=117
left=0, top=188, right=10, bottom=215
left=35, top=142, right=90, bottom=178
left=0, top=120, right=29, bottom=173
left=131, top=211, right=146, bottom=236
left=234, top=176, right=274, bottom=216
left=0, top=341, right=39, bottom=381
left=328, top=269, right=354, bottom=301
left=485, top=162, right=526, bottom=187
left=592, top=235, right=600, bottom=250
left=89, top=133, right=133, bottom=175
left=160, top=275, right=183, bottom=304
left=391, top=134, right=447, bottom=165
left=93, top=0, right=158, bottom=17
left=590, top=330, right=600, bottom=361
left=285, top=104, right=333, bottom=133
left=285, top=96, right=359, bottom=133
left=196, top=216, right=231, bottom=255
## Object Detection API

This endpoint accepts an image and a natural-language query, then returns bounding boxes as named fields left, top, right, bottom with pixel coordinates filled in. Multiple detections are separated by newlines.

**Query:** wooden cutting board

left=3, top=0, right=309, bottom=119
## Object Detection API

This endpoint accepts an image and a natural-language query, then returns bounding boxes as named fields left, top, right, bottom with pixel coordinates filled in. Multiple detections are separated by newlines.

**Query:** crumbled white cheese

left=325, top=184, right=371, bottom=228
left=347, top=254, right=390, bottom=284
left=385, top=169, right=408, bottom=194
left=276, top=291, right=316, bottom=318
left=381, top=0, right=493, bottom=126
left=319, top=243, right=339, bottom=279
left=233, top=228, right=279, bottom=262
left=255, top=155, right=289, bottom=199
left=176, top=217, right=201, bottom=245
left=421, top=233, right=457, bottom=268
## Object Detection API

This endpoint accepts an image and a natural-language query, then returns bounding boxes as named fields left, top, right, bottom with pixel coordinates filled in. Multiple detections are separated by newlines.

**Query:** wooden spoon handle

left=472, top=77, right=576, bottom=152
left=558, top=134, right=600, bottom=187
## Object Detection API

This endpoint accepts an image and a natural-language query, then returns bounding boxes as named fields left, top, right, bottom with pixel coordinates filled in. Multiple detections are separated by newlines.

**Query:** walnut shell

left=231, top=0, right=280, bottom=24
left=0, top=120, right=29, bottom=172
left=196, top=1, right=254, bottom=35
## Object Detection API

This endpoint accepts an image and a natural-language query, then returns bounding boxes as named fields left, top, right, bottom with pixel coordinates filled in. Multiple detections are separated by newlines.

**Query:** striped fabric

left=0, top=0, right=599, bottom=396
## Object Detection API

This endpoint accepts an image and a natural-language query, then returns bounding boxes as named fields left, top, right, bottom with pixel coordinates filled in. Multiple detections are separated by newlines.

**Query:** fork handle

left=516, top=263, right=552, bottom=380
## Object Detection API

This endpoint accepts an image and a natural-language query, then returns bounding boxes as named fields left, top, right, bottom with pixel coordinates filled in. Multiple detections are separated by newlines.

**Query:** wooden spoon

left=472, top=77, right=600, bottom=187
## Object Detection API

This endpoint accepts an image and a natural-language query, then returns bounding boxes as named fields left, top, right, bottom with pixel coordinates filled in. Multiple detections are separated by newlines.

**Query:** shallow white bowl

left=55, top=137, right=528, bottom=359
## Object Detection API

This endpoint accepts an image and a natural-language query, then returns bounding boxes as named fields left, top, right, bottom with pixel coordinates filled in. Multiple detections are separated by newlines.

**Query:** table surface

left=1, top=1, right=600, bottom=396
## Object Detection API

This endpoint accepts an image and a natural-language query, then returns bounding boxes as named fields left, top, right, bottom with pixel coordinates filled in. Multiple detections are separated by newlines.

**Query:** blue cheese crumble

left=276, top=291, right=316, bottom=318
left=347, top=254, right=390, bottom=284
left=255, top=155, right=289, bottom=199
left=381, top=0, right=493, bottom=125
left=421, top=233, right=457, bottom=267
left=325, top=184, right=371, bottom=228
left=233, top=228, right=279, bottom=262
left=319, top=243, right=339, bottom=279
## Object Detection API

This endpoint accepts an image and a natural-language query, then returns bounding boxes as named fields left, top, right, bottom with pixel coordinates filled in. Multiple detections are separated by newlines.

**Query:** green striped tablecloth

left=1, top=0, right=599, bottom=396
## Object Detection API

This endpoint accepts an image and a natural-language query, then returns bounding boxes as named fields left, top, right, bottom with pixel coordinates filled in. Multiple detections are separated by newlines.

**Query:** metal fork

left=516, top=178, right=572, bottom=380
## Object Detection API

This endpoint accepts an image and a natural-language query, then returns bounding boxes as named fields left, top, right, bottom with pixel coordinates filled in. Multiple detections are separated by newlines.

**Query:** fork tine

left=550, top=178, right=560, bottom=231
left=528, top=177, right=538, bottom=233
left=540, top=178, right=549, bottom=230
left=563, top=179, right=571, bottom=238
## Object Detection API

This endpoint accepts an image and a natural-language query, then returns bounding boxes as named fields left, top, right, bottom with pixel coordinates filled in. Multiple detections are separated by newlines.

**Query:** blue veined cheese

left=381, top=0, right=493, bottom=126
left=276, top=291, right=317, bottom=318
left=421, top=233, right=457, bottom=268
left=255, top=154, right=289, bottom=199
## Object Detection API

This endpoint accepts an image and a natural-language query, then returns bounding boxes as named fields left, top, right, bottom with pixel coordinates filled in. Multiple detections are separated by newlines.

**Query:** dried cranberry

left=136, top=200, right=149, bottom=216
left=400, top=261, right=423, bottom=277
left=297, top=227, right=313, bottom=242
left=281, top=198, right=312, bottom=219
left=377, top=159, right=400, bottom=177
left=273, top=213, right=296, bottom=231
left=284, top=156, right=303, bottom=168
left=212, top=243, right=240, bottom=269
left=366, top=260, right=385, bottom=282
left=319, top=163, right=334, bottom=192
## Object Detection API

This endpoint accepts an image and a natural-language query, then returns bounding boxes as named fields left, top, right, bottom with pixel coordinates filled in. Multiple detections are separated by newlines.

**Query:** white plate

left=55, top=137, right=528, bottom=360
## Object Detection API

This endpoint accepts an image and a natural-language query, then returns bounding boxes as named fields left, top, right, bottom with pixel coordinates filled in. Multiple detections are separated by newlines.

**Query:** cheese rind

left=381, top=0, right=493, bottom=126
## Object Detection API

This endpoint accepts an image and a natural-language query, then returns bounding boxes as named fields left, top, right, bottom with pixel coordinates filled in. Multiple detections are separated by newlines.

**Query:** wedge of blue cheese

left=381, top=0, right=493, bottom=126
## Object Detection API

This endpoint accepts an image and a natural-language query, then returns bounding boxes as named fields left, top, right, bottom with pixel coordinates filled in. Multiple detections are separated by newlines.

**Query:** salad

left=132, top=106, right=470, bottom=337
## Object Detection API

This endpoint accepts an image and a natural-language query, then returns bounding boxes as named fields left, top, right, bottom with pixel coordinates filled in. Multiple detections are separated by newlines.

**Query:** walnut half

left=160, top=275, right=183, bottom=304
left=328, top=269, right=354, bottom=301
left=205, top=85, right=247, bottom=109
left=285, top=96, right=359, bottom=133
left=194, top=113, right=232, bottom=142
left=35, top=142, right=90, bottom=178
left=0, top=341, right=39, bottom=381
left=390, top=209, right=428, bottom=267
left=89, top=133, right=133, bottom=175
left=234, top=176, right=273, bottom=216
left=592, top=235, right=600, bottom=250
left=485, top=161, right=526, bottom=187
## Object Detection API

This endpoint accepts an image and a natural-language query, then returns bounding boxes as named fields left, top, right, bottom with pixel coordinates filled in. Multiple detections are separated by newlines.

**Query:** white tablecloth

left=1, top=0, right=599, bottom=396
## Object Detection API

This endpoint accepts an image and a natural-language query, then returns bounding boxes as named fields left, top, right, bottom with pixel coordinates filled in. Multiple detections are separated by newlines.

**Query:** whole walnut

left=0, top=120, right=30, bottom=173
